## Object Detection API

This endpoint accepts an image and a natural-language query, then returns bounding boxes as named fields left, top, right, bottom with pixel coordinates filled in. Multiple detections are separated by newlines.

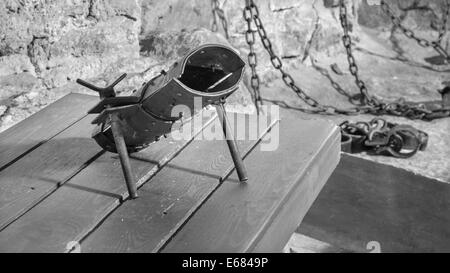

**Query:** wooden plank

left=252, top=127, right=340, bottom=252
left=80, top=113, right=277, bottom=253
left=0, top=115, right=101, bottom=230
left=162, top=117, right=340, bottom=252
left=298, top=154, right=450, bottom=253
left=0, top=93, right=97, bottom=171
left=0, top=111, right=218, bottom=252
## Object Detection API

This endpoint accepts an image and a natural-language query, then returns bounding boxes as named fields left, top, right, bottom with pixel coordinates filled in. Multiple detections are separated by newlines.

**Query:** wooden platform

left=0, top=93, right=340, bottom=253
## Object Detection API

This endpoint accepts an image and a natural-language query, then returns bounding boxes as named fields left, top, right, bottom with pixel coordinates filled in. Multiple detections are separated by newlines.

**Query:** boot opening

left=179, top=45, right=245, bottom=93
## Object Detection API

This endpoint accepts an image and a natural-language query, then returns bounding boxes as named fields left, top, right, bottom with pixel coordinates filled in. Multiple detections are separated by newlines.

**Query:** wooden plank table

left=0, top=93, right=340, bottom=253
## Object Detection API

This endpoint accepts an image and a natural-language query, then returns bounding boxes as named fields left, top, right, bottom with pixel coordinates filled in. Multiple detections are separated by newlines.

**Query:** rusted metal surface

left=339, top=118, right=428, bottom=159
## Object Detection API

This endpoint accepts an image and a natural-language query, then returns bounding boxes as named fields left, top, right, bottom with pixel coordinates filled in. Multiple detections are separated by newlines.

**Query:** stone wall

left=0, top=0, right=142, bottom=130
left=1, top=0, right=449, bottom=131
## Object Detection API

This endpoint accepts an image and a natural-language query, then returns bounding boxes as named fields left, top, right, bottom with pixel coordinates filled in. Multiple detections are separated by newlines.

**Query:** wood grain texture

left=81, top=113, right=276, bottom=253
left=252, top=128, right=340, bottom=252
left=0, top=112, right=217, bottom=252
left=299, top=154, right=450, bottom=253
left=162, top=117, right=340, bottom=253
left=0, top=115, right=101, bottom=230
left=0, top=93, right=97, bottom=171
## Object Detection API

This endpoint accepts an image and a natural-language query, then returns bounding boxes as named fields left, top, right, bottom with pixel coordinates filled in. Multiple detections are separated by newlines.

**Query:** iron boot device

left=76, top=44, right=248, bottom=199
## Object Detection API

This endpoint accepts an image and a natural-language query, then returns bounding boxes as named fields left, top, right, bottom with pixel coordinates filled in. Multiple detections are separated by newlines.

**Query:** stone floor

left=258, top=25, right=450, bottom=184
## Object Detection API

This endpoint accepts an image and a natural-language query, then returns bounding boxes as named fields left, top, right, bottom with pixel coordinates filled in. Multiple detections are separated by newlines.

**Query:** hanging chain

left=211, top=0, right=230, bottom=40
left=211, top=0, right=219, bottom=32
left=380, top=0, right=450, bottom=62
left=339, top=1, right=378, bottom=107
left=310, top=57, right=362, bottom=104
left=243, top=2, right=262, bottom=111
left=244, top=0, right=362, bottom=115
left=242, top=0, right=449, bottom=120
left=437, top=0, right=450, bottom=44
left=338, top=0, right=450, bottom=120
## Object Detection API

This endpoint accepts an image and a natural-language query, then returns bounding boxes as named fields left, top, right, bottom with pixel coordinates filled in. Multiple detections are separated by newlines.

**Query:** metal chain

left=244, top=0, right=362, bottom=115
left=380, top=0, right=450, bottom=61
left=338, top=0, right=450, bottom=120
left=243, top=2, right=262, bottom=111
left=339, top=1, right=378, bottom=106
left=437, top=0, right=450, bottom=44
left=211, top=0, right=219, bottom=32
left=340, top=118, right=428, bottom=158
left=211, top=0, right=229, bottom=40
left=310, top=57, right=362, bottom=104
left=240, top=0, right=449, bottom=120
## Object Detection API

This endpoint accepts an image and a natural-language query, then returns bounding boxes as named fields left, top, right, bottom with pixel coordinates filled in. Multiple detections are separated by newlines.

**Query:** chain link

left=244, top=0, right=362, bottom=115
left=211, top=0, right=229, bottom=40
left=380, top=0, right=450, bottom=62
left=243, top=2, right=262, bottom=111
left=437, top=0, right=450, bottom=44
left=310, top=58, right=363, bottom=105
left=339, top=1, right=377, bottom=106
left=338, top=0, right=450, bottom=120
left=340, top=118, right=428, bottom=158
left=242, top=0, right=449, bottom=120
